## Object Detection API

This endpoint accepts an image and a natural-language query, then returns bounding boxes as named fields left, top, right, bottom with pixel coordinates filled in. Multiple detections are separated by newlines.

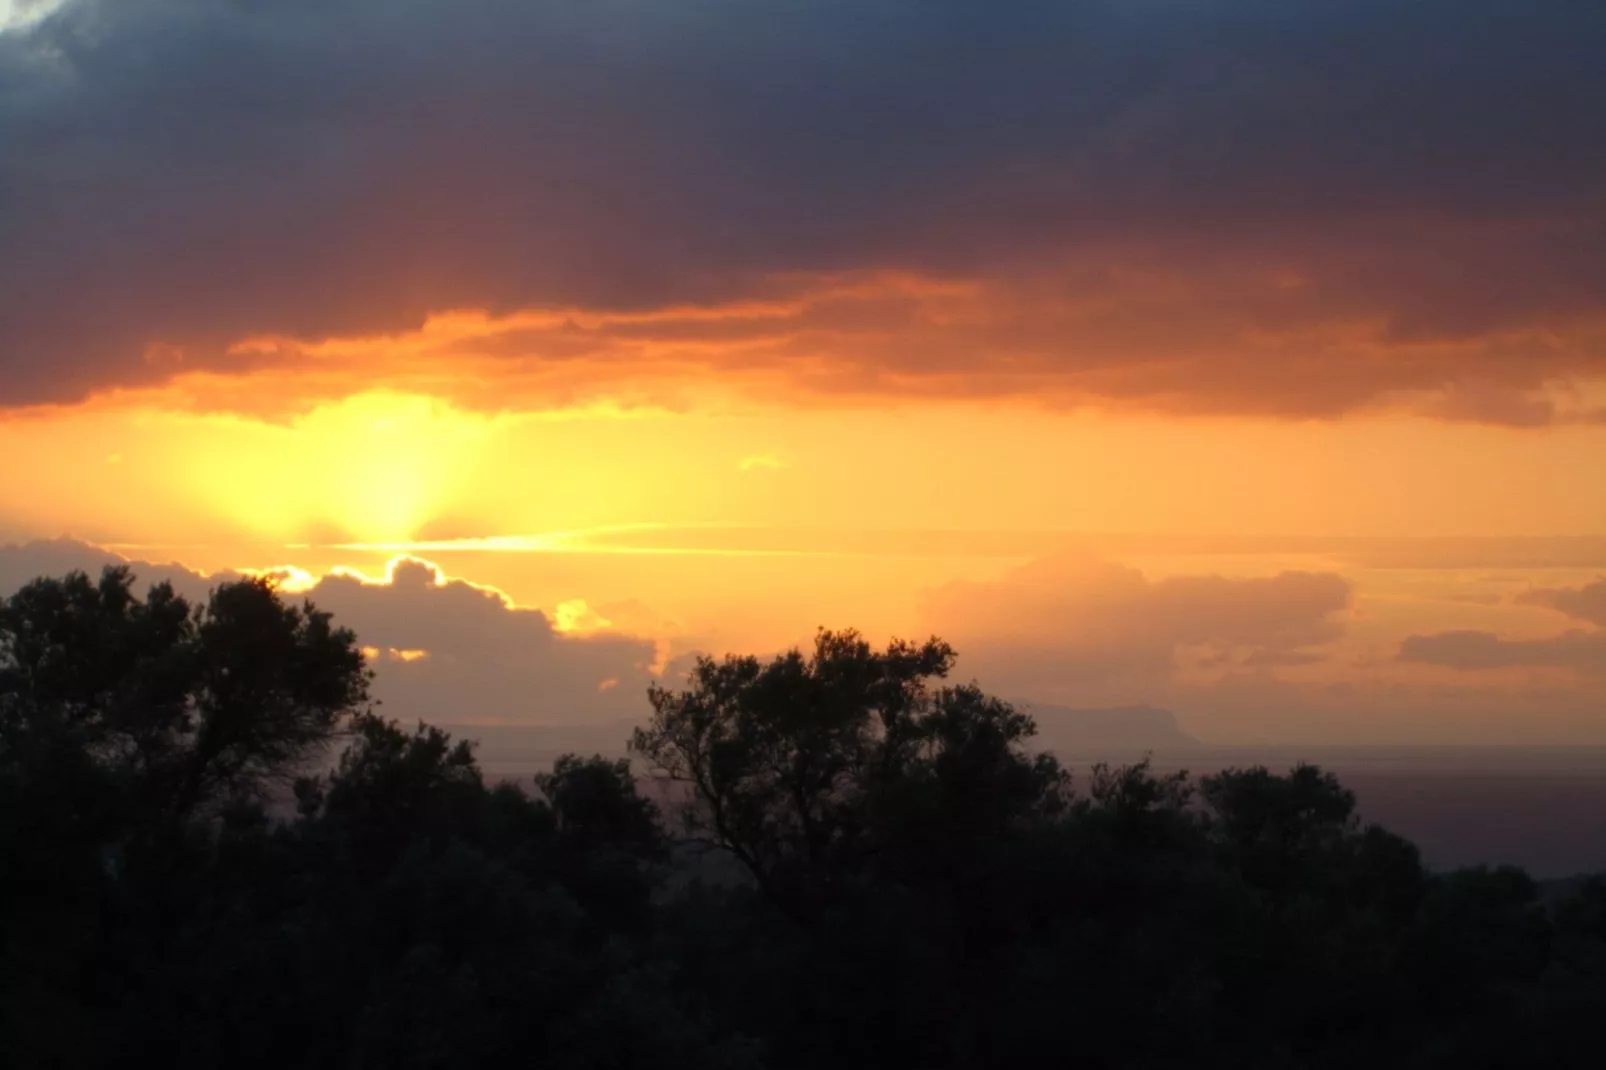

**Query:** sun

left=181, top=392, right=499, bottom=545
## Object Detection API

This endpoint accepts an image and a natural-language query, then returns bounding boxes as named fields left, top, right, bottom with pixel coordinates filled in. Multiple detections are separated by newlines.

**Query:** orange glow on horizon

left=3, top=373, right=1606, bottom=748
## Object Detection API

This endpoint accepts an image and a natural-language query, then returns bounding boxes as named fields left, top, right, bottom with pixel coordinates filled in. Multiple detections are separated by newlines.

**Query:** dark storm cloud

left=2, top=1, right=1603, bottom=413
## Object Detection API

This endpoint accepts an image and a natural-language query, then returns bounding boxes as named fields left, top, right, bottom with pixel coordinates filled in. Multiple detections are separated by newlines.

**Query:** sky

left=2, top=1, right=1605, bottom=745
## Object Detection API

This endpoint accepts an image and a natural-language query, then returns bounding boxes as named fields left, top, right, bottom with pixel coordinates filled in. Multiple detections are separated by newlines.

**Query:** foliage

left=4, top=576, right=1606, bottom=1069
left=631, top=629, right=1068, bottom=918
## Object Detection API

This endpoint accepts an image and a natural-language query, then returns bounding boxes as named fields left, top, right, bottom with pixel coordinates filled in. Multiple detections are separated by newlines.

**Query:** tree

left=631, top=628, right=1068, bottom=920
left=13, top=577, right=1606, bottom=1070
left=0, top=566, right=369, bottom=1068
left=536, top=754, right=664, bottom=862
left=1195, top=765, right=1431, bottom=1063
left=141, top=716, right=736, bottom=1070
left=0, top=565, right=370, bottom=827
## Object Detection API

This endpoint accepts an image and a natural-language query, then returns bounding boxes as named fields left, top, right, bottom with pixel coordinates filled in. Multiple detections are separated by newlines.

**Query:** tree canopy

left=3, top=568, right=1605, bottom=1069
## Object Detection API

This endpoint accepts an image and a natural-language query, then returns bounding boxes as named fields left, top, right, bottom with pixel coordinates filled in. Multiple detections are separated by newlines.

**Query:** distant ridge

left=449, top=721, right=639, bottom=766
left=1019, top=703, right=1202, bottom=756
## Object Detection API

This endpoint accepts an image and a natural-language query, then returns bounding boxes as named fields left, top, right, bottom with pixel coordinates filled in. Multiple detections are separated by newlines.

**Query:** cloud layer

left=6, top=538, right=1606, bottom=744
left=1399, top=630, right=1606, bottom=675
left=3, top=1, right=1604, bottom=420
left=1519, top=579, right=1606, bottom=628
left=921, top=553, right=1353, bottom=699
left=1399, top=578, right=1606, bottom=677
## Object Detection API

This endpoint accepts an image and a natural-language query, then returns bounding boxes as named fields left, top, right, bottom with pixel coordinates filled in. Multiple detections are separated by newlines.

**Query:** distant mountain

left=1017, top=703, right=1202, bottom=757
left=449, top=721, right=639, bottom=770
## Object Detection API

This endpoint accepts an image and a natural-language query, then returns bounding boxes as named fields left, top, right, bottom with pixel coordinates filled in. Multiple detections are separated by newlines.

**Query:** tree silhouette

left=6, top=570, right=1606, bottom=1069
left=1, top=566, right=369, bottom=1067
left=631, top=628, right=1067, bottom=921
left=1, top=566, right=368, bottom=826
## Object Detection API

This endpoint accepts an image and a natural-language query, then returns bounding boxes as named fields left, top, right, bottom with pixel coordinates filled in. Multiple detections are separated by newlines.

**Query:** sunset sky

left=3, top=1, right=1604, bottom=744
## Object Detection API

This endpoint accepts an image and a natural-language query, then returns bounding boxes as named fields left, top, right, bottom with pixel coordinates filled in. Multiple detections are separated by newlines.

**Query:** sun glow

left=240, top=564, right=320, bottom=593
left=553, top=599, right=612, bottom=633
left=178, top=392, right=502, bottom=545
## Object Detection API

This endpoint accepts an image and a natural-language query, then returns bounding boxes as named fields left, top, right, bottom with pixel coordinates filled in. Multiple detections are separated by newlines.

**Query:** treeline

left=3, top=569, right=1605, bottom=1069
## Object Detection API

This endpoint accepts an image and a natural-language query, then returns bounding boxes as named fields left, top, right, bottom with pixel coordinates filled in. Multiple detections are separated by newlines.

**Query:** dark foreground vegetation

left=4, top=570, right=1606, bottom=1069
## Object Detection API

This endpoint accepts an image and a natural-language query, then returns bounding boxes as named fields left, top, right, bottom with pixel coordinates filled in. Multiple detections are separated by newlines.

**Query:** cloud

left=1402, top=577, right=1606, bottom=677
left=8, top=537, right=1606, bottom=745
left=1398, top=629, right=1606, bottom=675
left=297, top=558, right=659, bottom=724
left=0, top=536, right=209, bottom=599
left=275, top=528, right=1606, bottom=572
left=0, top=540, right=659, bottom=725
left=920, top=553, right=1352, bottom=702
left=1169, top=669, right=1606, bottom=746
left=0, top=1, right=63, bottom=32
left=1, top=1, right=1603, bottom=421
left=1517, top=579, right=1606, bottom=628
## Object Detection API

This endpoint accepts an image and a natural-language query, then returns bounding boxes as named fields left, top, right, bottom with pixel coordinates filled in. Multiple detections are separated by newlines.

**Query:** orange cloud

left=44, top=266, right=1606, bottom=428
left=919, top=553, right=1354, bottom=702
left=1397, top=578, right=1606, bottom=680
left=8, top=536, right=1606, bottom=745
left=1399, top=630, right=1606, bottom=675
left=1518, top=579, right=1606, bottom=628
